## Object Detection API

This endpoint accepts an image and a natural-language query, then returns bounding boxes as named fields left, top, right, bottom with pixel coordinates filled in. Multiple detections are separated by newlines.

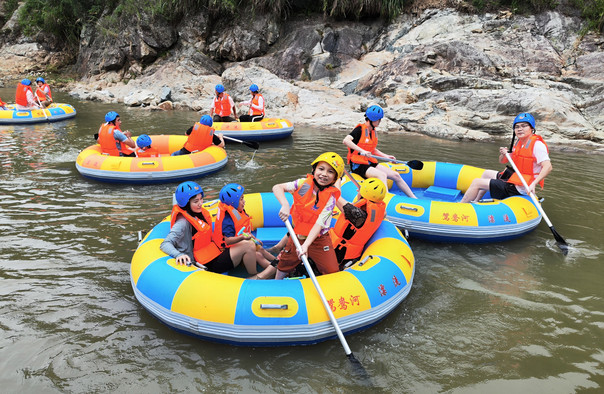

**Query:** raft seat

left=424, top=186, right=461, bottom=202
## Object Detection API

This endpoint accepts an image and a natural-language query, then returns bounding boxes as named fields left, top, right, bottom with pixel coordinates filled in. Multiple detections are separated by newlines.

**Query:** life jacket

left=291, top=174, right=341, bottom=236
left=249, top=94, right=265, bottom=116
left=213, top=93, right=233, bottom=117
left=347, top=123, right=378, bottom=165
left=15, top=83, right=33, bottom=107
left=120, top=141, right=135, bottom=156
left=507, top=134, right=549, bottom=189
left=97, top=123, right=120, bottom=156
left=183, top=122, right=214, bottom=152
left=0, top=97, right=6, bottom=107
left=330, top=199, right=386, bottom=261
left=135, top=146, right=159, bottom=157
left=35, top=84, right=52, bottom=101
left=212, top=202, right=253, bottom=248
left=170, top=205, right=222, bottom=265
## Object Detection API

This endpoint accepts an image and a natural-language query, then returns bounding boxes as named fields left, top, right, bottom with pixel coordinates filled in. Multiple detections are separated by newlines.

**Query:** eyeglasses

left=514, top=124, right=531, bottom=130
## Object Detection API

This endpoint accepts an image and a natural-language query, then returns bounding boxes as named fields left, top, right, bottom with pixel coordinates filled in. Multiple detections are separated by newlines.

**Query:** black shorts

left=204, top=249, right=234, bottom=273
left=350, top=162, right=378, bottom=178
left=489, top=179, right=521, bottom=200
left=213, top=115, right=235, bottom=122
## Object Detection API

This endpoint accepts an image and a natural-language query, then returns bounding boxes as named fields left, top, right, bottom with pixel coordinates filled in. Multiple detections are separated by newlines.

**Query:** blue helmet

left=136, top=134, right=152, bottom=149
left=105, top=111, right=119, bottom=123
left=175, top=181, right=204, bottom=208
left=199, top=115, right=213, bottom=126
left=249, top=84, right=259, bottom=92
left=215, top=84, right=225, bottom=93
left=36, top=77, right=45, bottom=84
left=365, top=105, right=384, bottom=121
left=21, top=79, right=31, bottom=86
left=513, top=113, right=536, bottom=130
left=219, top=183, right=244, bottom=208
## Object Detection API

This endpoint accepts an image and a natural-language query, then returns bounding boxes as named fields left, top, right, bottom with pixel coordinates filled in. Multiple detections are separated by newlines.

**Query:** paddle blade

left=347, top=353, right=373, bottom=386
left=244, top=140, right=260, bottom=150
left=406, top=160, right=423, bottom=170
left=549, top=226, right=569, bottom=255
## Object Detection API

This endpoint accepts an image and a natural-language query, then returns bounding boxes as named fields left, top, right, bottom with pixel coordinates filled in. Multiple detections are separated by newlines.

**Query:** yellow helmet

left=359, top=178, right=387, bottom=202
left=311, top=152, right=345, bottom=179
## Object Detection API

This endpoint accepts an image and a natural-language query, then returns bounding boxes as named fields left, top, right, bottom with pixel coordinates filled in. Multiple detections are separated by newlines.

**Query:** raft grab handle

left=260, top=304, right=288, bottom=310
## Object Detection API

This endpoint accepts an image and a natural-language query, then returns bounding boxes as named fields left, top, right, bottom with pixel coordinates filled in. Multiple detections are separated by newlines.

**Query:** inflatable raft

left=76, top=135, right=227, bottom=184
left=130, top=192, right=414, bottom=346
left=213, top=118, right=294, bottom=141
left=341, top=161, right=542, bottom=243
left=0, top=103, right=76, bottom=124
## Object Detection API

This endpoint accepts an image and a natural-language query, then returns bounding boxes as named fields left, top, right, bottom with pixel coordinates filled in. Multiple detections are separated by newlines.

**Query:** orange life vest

left=170, top=205, right=222, bottom=265
left=135, top=147, right=159, bottom=157
left=35, top=84, right=52, bottom=101
left=291, top=174, right=341, bottom=236
left=183, top=122, right=214, bottom=152
left=97, top=123, right=120, bottom=156
left=120, top=140, right=135, bottom=156
left=213, top=93, right=233, bottom=117
left=330, top=199, right=386, bottom=261
left=0, top=97, right=6, bottom=107
left=15, top=83, right=32, bottom=106
left=507, top=134, right=549, bottom=189
left=347, top=123, right=378, bottom=165
left=249, top=93, right=265, bottom=116
left=212, top=202, right=253, bottom=248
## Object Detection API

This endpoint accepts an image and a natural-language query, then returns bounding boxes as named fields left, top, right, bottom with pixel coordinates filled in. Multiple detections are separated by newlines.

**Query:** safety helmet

left=249, top=84, right=259, bottom=92
left=21, top=79, right=31, bottom=86
left=359, top=178, right=387, bottom=203
left=175, top=181, right=204, bottom=208
left=219, top=183, right=244, bottom=208
left=35, top=77, right=46, bottom=84
left=136, top=134, right=152, bottom=149
left=215, top=84, right=225, bottom=93
left=105, top=111, right=119, bottom=123
left=513, top=113, right=535, bottom=130
left=199, top=114, right=213, bottom=126
left=311, top=152, right=345, bottom=179
left=365, top=105, right=384, bottom=122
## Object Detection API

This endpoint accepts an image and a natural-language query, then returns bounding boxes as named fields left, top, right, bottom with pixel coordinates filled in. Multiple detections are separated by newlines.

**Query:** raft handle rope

left=398, top=205, right=418, bottom=212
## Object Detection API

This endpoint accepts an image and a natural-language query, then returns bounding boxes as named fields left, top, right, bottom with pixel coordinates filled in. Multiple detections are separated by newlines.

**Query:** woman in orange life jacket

left=238, top=84, right=265, bottom=122
left=34, top=77, right=53, bottom=108
left=330, top=177, right=387, bottom=268
left=460, top=112, right=552, bottom=203
left=134, top=134, right=159, bottom=158
left=96, top=111, right=136, bottom=157
left=213, top=183, right=277, bottom=279
left=15, top=79, right=40, bottom=109
left=172, top=114, right=224, bottom=156
left=210, top=84, right=237, bottom=122
left=160, top=181, right=273, bottom=278
left=343, top=105, right=417, bottom=199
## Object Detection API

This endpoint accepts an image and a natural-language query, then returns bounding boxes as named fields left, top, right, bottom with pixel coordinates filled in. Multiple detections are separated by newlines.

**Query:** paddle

left=365, top=154, right=423, bottom=170
left=222, top=135, right=259, bottom=150
left=283, top=219, right=367, bottom=369
left=35, top=96, right=49, bottom=121
left=504, top=152, right=569, bottom=255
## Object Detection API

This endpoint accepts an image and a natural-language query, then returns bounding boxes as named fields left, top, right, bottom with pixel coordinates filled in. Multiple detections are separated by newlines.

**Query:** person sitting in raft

left=343, top=105, right=417, bottom=199
left=172, top=115, right=224, bottom=156
left=0, top=97, right=7, bottom=110
left=460, top=113, right=552, bottom=203
left=34, top=77, right=53, bottom=108
left=160, top=181, right=275, bottom=279
left=210, top=84, right=237, bottom=123
left=330, top=178, right=387, bottom=268
left=96, top=111, right=136, bottom=157
left=15, top=79, right=40, bottom=110
left=134, top=134, right=159, bottom=158
left=238, top=84, right=265, bottom=122
left=213, top=183, right=278, bottom=279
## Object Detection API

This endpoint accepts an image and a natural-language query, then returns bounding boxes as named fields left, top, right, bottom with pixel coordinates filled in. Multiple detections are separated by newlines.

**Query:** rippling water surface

left=1, top=88, right=603, bottom=392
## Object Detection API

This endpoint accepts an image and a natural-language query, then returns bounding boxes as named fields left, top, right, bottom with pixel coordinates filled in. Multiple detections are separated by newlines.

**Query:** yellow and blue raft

left=0, top=103, right=76, bottom=124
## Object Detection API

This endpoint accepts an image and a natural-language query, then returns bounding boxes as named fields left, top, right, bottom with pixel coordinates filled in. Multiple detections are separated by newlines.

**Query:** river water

left=1, top=88, right=603, bottom=393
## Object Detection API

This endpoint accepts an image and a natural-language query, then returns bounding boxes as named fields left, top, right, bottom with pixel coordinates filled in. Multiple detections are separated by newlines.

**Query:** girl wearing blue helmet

left=34, top=77, right=53, bottom=108
left=343, top=105, right=417, bottom=198
left=238, top=84, right=265, bottom=123
left=460, top=113, right=552, bottom=203
left=210, top=84, right=237, bottom=122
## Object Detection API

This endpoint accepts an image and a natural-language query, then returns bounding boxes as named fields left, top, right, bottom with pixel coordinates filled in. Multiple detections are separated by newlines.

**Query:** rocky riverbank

left=1, top=5, right=603, bottom=151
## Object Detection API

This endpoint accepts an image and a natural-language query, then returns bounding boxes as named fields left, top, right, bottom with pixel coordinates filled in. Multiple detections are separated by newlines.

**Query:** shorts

left=204, top=249, right=234, bottom=273
left=350, top=162, right=378, bottom=178
left=489, top=179, right=521, bottom=200
left=277, top=233, right=339, bottom=275
left=213, top=115, right=235, bottom=122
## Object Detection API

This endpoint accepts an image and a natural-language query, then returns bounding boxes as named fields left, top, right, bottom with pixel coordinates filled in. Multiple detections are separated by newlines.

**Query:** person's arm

left=373, top=147, right=395, bottom=160
left=116, top=129, right=136, bottom=148
left=342, top=127, right=369, bottom=156
left=529, top=160, right=552, bottom=194
left=213, top=132, right=225, bottom=148
left=299, top=194, right=335, bottom=256
left=209, top=99, right=215, bottom=117
left=273, top=180, right=297, bottom=221
left=230, top=96, right=237, bottom=119
left=250, top=96, right=263, bottom=112
left=160, top=218, right=192, bottom=265
left=498, top=146, right=509, bottom=164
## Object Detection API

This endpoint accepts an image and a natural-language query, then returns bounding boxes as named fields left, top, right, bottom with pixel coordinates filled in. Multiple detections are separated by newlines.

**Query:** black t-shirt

left=349, top=126, right=363, bottom=144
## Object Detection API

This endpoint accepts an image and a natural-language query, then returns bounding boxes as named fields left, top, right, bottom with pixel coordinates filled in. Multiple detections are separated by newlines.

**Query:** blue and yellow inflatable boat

left=0, top=103, right=76, bottom=124
left=341, top=161, right=542, bottom=243
left=130, top=192, right=415, bottom=346
left=213, top=118, right=294, bottom=141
